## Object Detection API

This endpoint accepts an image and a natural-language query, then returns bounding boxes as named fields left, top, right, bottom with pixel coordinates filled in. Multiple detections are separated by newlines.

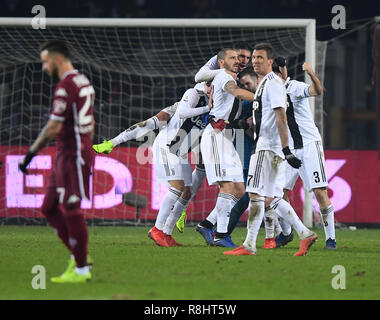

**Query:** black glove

left=19, top=150, right=36, bottom=174
left=282, top=146, right=302, bottom=169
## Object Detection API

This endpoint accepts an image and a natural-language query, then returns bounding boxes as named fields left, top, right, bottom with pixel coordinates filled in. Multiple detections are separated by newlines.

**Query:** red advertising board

left=0, top=146, right=379, bottom=224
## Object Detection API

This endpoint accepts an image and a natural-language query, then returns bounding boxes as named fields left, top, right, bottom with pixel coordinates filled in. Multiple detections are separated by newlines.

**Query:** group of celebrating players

left=18, top=39, right=336, bottom=283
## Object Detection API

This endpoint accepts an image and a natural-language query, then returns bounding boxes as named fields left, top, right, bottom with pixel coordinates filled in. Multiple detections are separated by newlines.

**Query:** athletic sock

left=264, top=206, right=275, bottom=239
left=215, top=193, right=237, bottom=234
left=75, top=266, right=90, bottom=275
left=273, top=198, right=312, bottom=240
left=163, top=197, right=189, bottom=235
left=154, top=187, right=182, bottom=230
left=111, top=116, right=159, bottom=146
left=43, top=207, right=71, bottom=252
left=190, top=166, right=206, bottom=199
left=199, top=219, right=214, bottom=229
left=278, top=216, right=292, bottom=236
left=274, top=214, right=283, bottom=236
left=227, top=192, right=249, bottom=235
left=65, top=212, right=88, bottom=268
left=243, top=197, right=265, bottom=252
left=320, top=205, right=335, bottom=240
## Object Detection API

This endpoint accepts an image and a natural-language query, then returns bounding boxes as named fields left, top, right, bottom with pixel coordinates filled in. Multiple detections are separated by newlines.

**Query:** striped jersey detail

left=315, top=141, right=327, bottom=182
left=252, top=151, right=265, bottom=188
left=71, top=102, right=87, bottom=201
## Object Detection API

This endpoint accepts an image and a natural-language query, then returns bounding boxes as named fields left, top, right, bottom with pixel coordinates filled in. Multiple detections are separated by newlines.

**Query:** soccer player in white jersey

left=148, top=82, right=212, bottom=247
left=271, top=57, right=337, bottom=250
left=224, top=43, right=318, bottom=257
left=199, top=48, right=255, bottom=247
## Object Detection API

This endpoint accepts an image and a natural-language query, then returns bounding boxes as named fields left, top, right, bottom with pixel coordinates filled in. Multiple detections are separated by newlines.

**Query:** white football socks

left=154, top=187, right=182, bottom=230
left=243, top=197, right=265, bottom=253
left=111, top=116, right=159, bottom=146
left=264, top=207, right=276, bottom=239
left=190, top=166, right=206, bottom=201
left=273, top=198, right=313, bottom=240
left=163, top=197, right=189, bottom=235
left=320, top=205, right=335, bottom=240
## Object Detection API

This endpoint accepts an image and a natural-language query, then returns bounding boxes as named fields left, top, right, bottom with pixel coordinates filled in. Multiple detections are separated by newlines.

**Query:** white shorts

left=153, top=137, right=192, bottom=187
left=200, top=125, right=244, bottom=186
left=246, top=150, right=285, bottom=198
left=284, top=141, right=328, bottom=191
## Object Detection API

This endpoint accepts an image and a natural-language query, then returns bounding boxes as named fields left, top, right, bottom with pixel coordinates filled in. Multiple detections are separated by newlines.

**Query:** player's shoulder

left=265, top=72, right=283, bottom=84
left=60, top=70, right=91, bottom=89
left=181, top=87, right=198, bottom=102
left=287, top=78, right=306, bottom=89
left=263, top=72, right=284, bottom=91
left=214, top=70, right=235, bottom=85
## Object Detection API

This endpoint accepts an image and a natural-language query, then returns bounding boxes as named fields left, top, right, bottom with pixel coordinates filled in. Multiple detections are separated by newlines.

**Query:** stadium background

left=0, top=0, right=379, bottom=226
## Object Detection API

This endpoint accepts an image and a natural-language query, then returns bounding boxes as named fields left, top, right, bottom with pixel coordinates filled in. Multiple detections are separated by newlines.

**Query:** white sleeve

left=161, top=102, right=178, bottom=118
left=222, top=74, right=236, bottom=91
left=267, top=79, right=287, bottom=110
left=289, top=80, right=311, bottom=99
left=178, top=89, right=210, bottom=119
left=194, top=55, right=224, bottom=83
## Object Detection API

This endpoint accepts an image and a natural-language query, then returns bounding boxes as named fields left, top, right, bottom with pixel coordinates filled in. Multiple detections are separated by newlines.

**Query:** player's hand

left=92, top=139, right=114, bottom=154
left=210, top=118, right=228, bottom=133
left=282, top=146, right=302, bottom=169
left=302, top=62, right=314, bottom=75
left=19, top=151, right=35, bottom=174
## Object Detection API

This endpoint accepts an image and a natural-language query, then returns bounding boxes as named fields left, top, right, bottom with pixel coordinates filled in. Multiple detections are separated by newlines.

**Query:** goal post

left=0, top=18, right=319, bottom=226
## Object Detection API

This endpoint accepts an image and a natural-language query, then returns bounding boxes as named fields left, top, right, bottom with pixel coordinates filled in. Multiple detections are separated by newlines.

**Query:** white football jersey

left=157, top=83, right=209, bottom=147
left=194, top=55, right=225, bottom=83
left=210, top=70, right=237, bottom=120
left=253, top=72, right=287, bottom=157
left=285, top=78, right=322, bottom=149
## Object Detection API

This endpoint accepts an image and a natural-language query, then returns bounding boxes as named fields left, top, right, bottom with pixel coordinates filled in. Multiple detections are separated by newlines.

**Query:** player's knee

left=313, top=187, right=329, bottom=204
left=40, top=193, right=59, bottom=217
left=41, top=201, right=56, bottom=217
left=233, top=183, right=245, bottom=199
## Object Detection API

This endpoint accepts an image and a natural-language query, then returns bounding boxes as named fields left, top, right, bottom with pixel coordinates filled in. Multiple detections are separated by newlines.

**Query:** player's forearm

left=234, top=88, right=254, bottom=101
left=275, top=108, right=289, bottom=149
left=195, top=69, right=224, bottom=83
left=308, top=72, right=323, bottom=96
left=178, top=105, right=210, bottom=119
left=30, top=121, right=61, bottom=154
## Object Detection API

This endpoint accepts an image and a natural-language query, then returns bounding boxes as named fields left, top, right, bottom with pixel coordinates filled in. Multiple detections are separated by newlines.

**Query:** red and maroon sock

left=65, top=210, right=88, bottom=268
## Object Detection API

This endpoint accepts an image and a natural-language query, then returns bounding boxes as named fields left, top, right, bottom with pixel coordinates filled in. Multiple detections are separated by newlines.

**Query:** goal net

left=0, top=18, right=325, bottom=225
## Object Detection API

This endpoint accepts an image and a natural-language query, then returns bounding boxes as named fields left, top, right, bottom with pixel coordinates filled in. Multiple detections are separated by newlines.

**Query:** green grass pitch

left=0, top=225, right=379, bottom=300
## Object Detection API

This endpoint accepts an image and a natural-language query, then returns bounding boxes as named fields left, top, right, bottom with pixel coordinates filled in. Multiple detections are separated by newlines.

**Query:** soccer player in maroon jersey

left=19, top=40, right=95, bottom=283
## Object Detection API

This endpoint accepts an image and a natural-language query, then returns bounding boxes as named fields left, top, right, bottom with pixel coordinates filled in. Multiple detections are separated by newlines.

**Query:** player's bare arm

left=31, top=119, right=63, bottom=154
left=274, top=107, right=302, bottom=169
left=224, top=80, right=254, bottom=101
left=273, top=107, right=289, bottom=149
left=19, top=119, right=63, bottom=173
left=302, top=62, right=323, bottom=96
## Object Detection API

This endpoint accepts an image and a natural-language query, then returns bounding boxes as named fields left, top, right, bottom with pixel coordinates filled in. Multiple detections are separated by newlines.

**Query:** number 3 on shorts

left=313, top=171, right=320, bottom=183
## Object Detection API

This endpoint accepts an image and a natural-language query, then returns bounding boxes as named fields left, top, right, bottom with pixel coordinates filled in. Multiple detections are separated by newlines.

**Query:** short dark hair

left=238, top=67, right=257, bottom=80
left=233, top=42, right=252, bottom=52
left=217, top=48, right=237, bottom=61
left=272, top=57, right=287, bottom=73
left=40, top=40, right=70, bottom=59
left=253, top=42, right=274, bottom=59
